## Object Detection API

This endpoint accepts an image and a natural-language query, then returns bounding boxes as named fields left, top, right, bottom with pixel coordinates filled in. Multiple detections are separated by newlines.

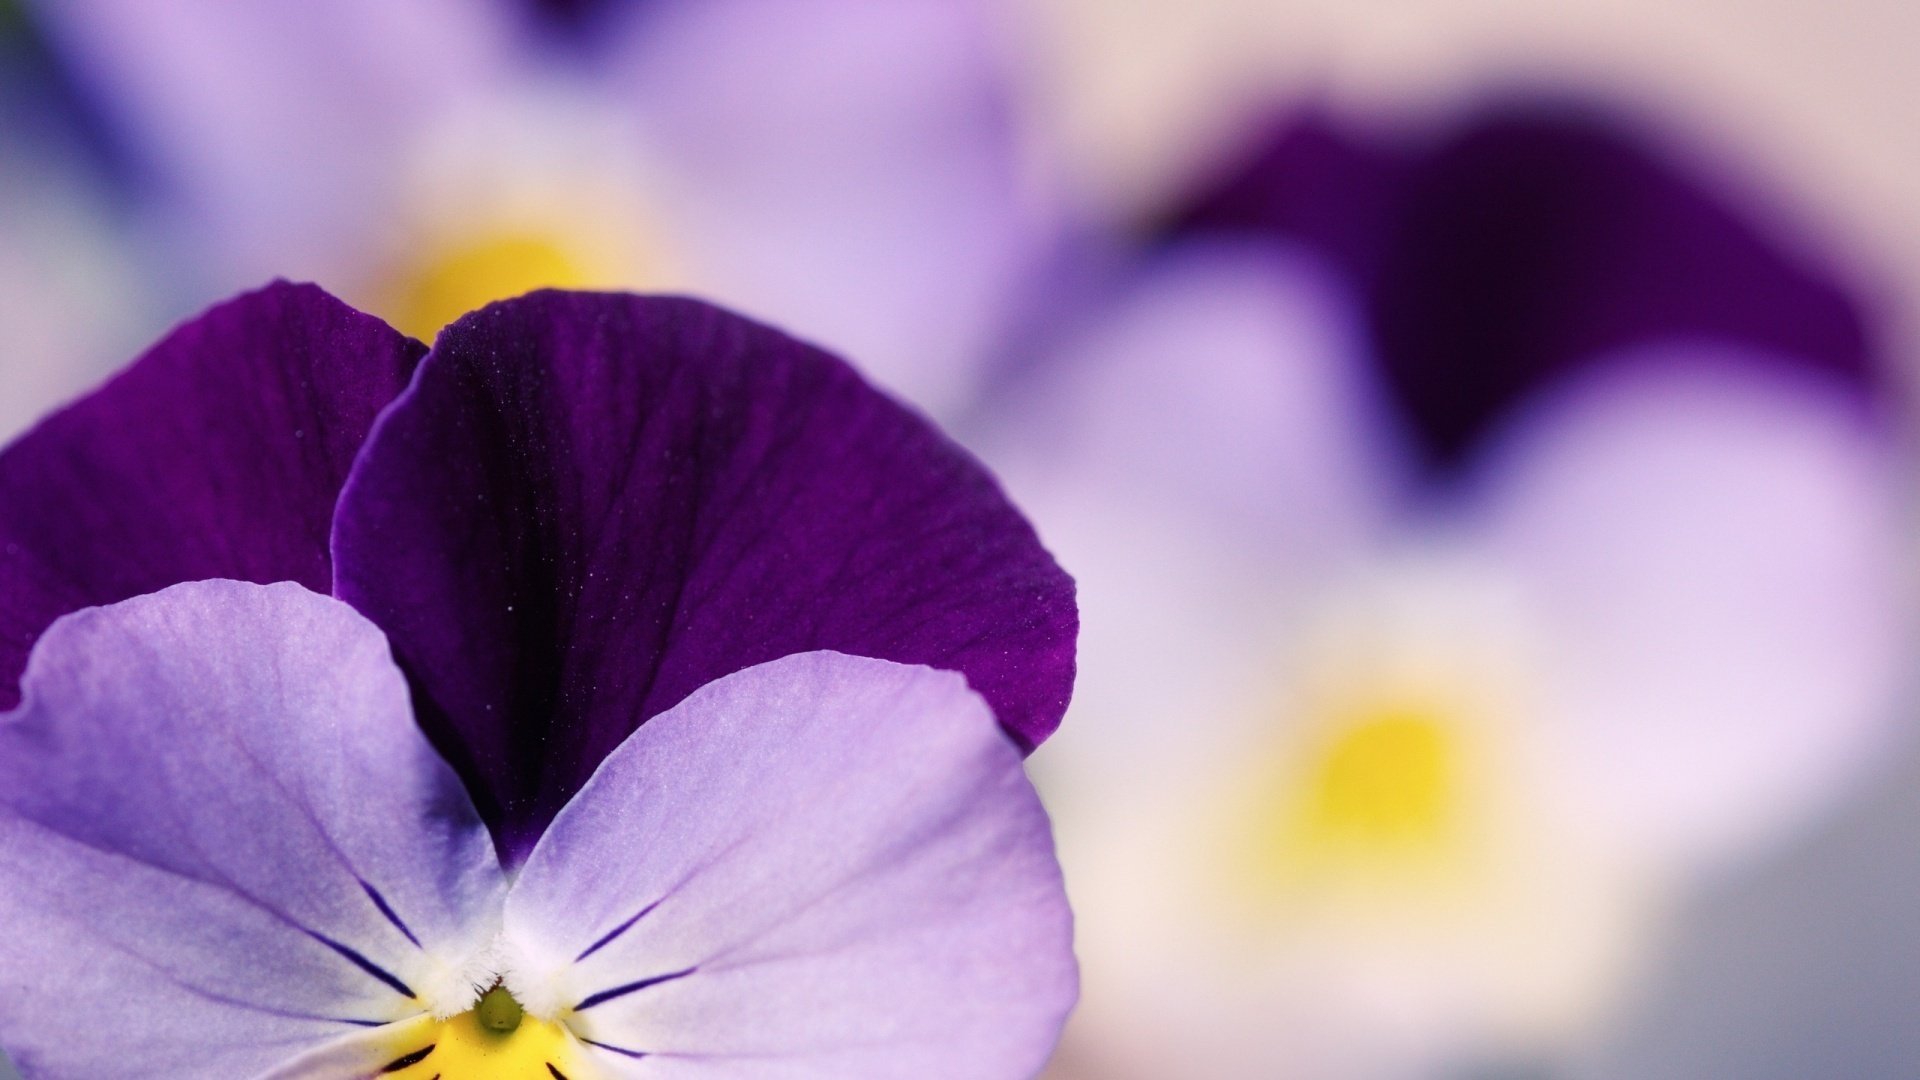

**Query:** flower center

left=1228, top=693, right=1474, bottom=901
left=1299, top=702, right=1457, bottom=851
left=1215, top=552, right=1539, bottom=908
left=379, top=985, right=591, bottom=1080
left=379, top=229, right=614, bottom=342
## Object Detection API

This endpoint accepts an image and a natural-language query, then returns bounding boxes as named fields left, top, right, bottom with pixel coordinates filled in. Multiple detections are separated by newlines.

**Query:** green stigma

left=475, top=984, right=524, bottom=1034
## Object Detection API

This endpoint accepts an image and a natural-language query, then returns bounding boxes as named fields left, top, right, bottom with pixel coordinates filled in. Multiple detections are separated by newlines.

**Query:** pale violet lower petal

left=1468, top=347, right=1905, bottom=865
left=0, top=581, right=505, bottom=1077
left=501, top=651, right=1076, bottom=1079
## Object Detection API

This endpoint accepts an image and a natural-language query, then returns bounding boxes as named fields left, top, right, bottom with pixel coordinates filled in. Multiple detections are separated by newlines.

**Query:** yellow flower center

left=379, top=230, right=614, bottom=343
left=1300, top=704, right=1456, bottom=851
left=1221, top=689, right=1494, bottom=911
left=379, top=986, right=595, bottom=1080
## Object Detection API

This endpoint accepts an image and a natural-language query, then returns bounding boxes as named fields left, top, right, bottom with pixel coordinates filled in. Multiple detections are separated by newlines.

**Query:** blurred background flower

left=0, top=0, right=157, bottom=442
left=974, top=102, right=1909, bottom=1079
left=5, top=1, right=1920, bottom=1078
left=9, top=0, right=1063, bottom=423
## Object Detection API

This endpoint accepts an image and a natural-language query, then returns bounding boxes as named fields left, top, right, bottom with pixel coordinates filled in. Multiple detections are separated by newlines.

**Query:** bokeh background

left=4, top=2, right=1920, bottom=1078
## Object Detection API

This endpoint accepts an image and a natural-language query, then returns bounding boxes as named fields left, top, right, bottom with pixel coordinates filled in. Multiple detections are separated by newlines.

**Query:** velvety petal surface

left=1469, top=348, right=1905, bottom=863
left=0, top=580, right=506, bottom=1078
left=0, top=281, right=422, bottom=708
left=333, top=291, right=1076, bottom=861
left=500, top=651, right=1076, bottom=1079
left=1171, top=105, right=1877, bottom=466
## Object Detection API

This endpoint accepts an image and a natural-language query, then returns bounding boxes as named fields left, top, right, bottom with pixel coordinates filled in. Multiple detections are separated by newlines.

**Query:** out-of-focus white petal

left=986, top=237, right=1409, bottom=563
left=1469, top=347, right=1909, bottom=865
left=0, top=94, right=156, bottom=443
left=983, top=239, right=1410, bottom=787
left=1045, top=546, right=1659, bottom=1080
left=26, top=0, right=523, bottom=289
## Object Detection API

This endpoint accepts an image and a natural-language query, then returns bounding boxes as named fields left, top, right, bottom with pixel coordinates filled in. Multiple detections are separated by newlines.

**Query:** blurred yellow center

left=1301, top=706, right=1456, bottom=849
left=382, top=230, right=609, bottom=342
left=1229, top=696, right=1472, bottom=903
left=380, top=986, right=591, bottom=1079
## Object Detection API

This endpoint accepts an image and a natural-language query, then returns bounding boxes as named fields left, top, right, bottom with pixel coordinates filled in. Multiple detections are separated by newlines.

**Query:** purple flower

left=985, top=106, right=1904, bottom=1078
left=24, top=0, right=1054, bottom=415
left=0, top=285, right=1078, bottom=1076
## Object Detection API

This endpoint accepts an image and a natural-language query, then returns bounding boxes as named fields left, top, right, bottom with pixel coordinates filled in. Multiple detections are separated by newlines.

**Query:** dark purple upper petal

left=1168, top=103, right=1876, bottom=466
left=332, top=291, right=1076, bottom=862
left=0, top=280, right=423, bottom=707
left=1159, top=109, right=1405, bottom=288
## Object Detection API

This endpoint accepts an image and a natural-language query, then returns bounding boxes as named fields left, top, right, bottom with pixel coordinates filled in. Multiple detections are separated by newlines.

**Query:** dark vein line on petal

left=360, top=878, right=423, bottom=949
left=574, top=966, right=696, bottom=1011
left=3, top=820, right=416, bottom=1023
left=575, top=897, right=664, bottom=961
left=17, top=727, right=426, bottom=994
left=580, top=1038, right=649, bottom=1059
left=305, top=929, right=417, bottom=999
left=567, top=833, right=751, bottom=965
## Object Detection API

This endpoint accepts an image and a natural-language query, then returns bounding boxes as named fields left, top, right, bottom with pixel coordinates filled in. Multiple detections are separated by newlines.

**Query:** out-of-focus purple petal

left=0, top=281, right=422, bottom=708
left=985, top=237, right=1408, bottom=570
left=333, top=291, right=1077, bottom=863
left=24, top=0, right=522, bottom=286
left=1171, top=105, right=1876, bottom=466
left=609, top=0, right=1052, bottom=415
left=1160, top=109, right=1404, bottom=288
left=1469, top=349, right=1904, bottom=864
left=975, top=239, right=1414, bottom=785
left=0, top=581, right=505, bottom=1076
left=520, top=0, right=633, bottom=38
left=501, top=651, right=1075, bottom=1078
left=0, top=42, right=158, bottom=448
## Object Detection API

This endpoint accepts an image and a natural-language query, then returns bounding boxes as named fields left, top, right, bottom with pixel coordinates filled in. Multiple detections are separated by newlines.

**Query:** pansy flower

left=0, top=284, right=1078, bottom=1077
left=22, top=0, right=1054, bottom=415
left=981, top=104, right=1906, bottom=1079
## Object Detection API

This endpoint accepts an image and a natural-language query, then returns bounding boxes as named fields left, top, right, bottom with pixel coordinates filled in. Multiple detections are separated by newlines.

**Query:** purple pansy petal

left=258, top=1016, right=441, bottom=1080
left=1172, top=105, right=1876, bottom=466
left=500, top=651, right=1075, bottom=1078
left=1470, top=348, right=1904, bottom=863
left=0, top=581, right=505, bottom=1077
left=612, top=0, right=1050, bottom=414
left=333, top=291, right=1076, bottom=862
left=0, top=281, right=421, bottom=708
